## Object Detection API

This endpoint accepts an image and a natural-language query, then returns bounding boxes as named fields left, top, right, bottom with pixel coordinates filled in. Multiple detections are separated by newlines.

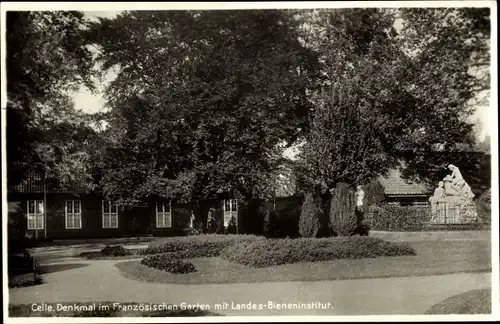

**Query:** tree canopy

left=90, top=10, right=318, bottom=206
left=294, top=8, right=491, bottom=193
left=6, top=7, right=491, bottom=204
left=6, top=11, right=100, bottom=190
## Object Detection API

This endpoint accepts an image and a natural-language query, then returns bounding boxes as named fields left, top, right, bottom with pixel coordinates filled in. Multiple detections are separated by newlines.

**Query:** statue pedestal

left=429, top=199, right=478, bottom=224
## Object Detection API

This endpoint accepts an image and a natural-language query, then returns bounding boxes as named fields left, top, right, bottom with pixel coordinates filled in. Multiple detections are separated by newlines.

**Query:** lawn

left=9, top=302, right=222, bottom=317
left=425, top=289, right=491, bottom=314
left=115, top=240, right=491, bottom=284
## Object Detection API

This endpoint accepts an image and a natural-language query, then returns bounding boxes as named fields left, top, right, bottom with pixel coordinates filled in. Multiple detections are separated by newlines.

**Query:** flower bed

left=141, top=255, right=197, bottom=274
left=220, top=236, right=416, bottom=268
left=140, top=234, right=264, bottom=258
left=101, top=245, right=131, bottom=257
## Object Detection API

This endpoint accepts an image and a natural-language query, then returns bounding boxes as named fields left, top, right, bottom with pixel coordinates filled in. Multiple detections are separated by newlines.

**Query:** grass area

left=8, top=273, right=43, bottom=288
left=425, top=289, right=491, bottom=314
left=9, top=302, right=222, bottom=317
left=116, top=240, right=491, bottom=284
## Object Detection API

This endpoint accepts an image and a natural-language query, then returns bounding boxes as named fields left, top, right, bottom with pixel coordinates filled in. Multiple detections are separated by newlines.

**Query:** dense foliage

left=329, top=183, right=358, bottom=236
left=141, top=256, right=197, bottom=274
left=89, top=11, right=318, bottom=221
left=298, top=193, right=323, bottom=238
left=6, top=8, right=491, bottom=233
left=100, top=245, right=131, bottom=257
left=367, top=205, right=430, bottom=231
left=6, top=11, right=101, bottom=191
left=220, top=236, right=416, bottom=268
left=140, top=234, right=263, bottom=256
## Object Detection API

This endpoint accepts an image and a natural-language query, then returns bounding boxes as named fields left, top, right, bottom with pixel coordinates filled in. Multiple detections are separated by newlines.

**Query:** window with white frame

left=223, top=199, right=237, bottom=227
left=27, top=200, right=44, bottom=230
left=156, top=201, right=172, bottom=228
left=102, top=201, right=118, bottom=228
left=65, top=200, right=82, bottom=229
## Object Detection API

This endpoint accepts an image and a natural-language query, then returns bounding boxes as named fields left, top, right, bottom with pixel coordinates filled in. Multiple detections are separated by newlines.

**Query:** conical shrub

left=329, top=182, right=357, bottom=236
left=299, top=192, right=322, bottom=238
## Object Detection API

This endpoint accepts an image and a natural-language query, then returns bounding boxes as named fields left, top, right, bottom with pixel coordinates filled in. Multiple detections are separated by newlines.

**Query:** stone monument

left=429, top=164, right=477, bottom=224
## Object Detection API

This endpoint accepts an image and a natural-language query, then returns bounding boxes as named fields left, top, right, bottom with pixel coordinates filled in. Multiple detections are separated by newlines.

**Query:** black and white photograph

left=1, top=1, right=498, bottom=322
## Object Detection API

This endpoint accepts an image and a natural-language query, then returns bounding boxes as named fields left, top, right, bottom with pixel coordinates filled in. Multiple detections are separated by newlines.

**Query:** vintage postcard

left=1, top=1, right=498, bottom=322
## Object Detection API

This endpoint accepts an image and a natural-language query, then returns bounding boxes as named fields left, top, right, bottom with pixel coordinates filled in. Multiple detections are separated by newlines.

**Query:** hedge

left=220, top=236, right=416, bottom=268
left=141, top=255, right=197, bottom=274
left=101, top=245, right=131, bottom=257
left=140, top=234, right=264, bottom=257
left=366, top=204, right=431, bottom=231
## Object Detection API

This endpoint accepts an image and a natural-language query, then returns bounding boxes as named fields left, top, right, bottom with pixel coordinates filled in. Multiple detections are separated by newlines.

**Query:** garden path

left=9, top=254, right=491, bottom=316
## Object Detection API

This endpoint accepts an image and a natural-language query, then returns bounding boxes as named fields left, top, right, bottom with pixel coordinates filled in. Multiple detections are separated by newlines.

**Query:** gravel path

left=9, top=256, right=491, bottom=316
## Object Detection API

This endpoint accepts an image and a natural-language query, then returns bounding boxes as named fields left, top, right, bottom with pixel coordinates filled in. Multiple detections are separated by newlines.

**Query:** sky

left=71, top=10, right=493, bottom=143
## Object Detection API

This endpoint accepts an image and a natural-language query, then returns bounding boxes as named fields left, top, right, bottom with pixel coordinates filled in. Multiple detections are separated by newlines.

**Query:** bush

left=206, top=209, right=222, bottom=234
left=476, top=189, right=491, bottom=226
left=8, top=252, right=42, bottom=288
left=220, top=236, right=416, bottom=268
left=330, top=182, right=358, bottom=236
left=140, top=234, right=263, bottom=257
left=183, top=227, right=201, bottom=236
left=367, top=204, right=431, bottom=231
left=263, top=210, right=277, bottom=238
left=478, top=188, right=491, bottom=207
left=272, top=196, right=303, bottom=238
left=299, top=193, right=323, bottom=238
left=141, top=255, right=197, bottom=274
left=9, top=273, right=43, bottom=288
left=224, top=216, right=237, bottom=234
left=101, top=245, right=131, bottom=257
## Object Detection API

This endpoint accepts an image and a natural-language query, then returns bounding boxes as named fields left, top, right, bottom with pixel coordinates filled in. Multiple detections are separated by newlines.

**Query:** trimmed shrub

left=299, top=193, right=322, bottom=238
left=220, top=236, right=416, bottom=268
left=140, top=234, right=263, bottom=257
left=329, top=182, right=357, bottom=236
left=141, top=255, right=196, bottom=274
left=101, top=245, right=131, bottom=257
left=367, top=204, right=431, bottom=231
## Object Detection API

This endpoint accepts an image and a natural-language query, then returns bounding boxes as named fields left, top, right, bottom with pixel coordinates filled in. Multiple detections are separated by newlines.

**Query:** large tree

left=397, top=7, right=491, bottom=194
left=296, top=9, right=406, bottom=190
left=294, top=8, right=490, bottom=235
left=6, top=11, right=99, bottom=187
left=296, top=7, right=490, bottom=189
left=91, top=10, right=318, bottom=225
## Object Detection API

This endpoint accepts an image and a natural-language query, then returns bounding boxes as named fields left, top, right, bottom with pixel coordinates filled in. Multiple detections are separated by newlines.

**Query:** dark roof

left=379, top=169, right=431, bottom=196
